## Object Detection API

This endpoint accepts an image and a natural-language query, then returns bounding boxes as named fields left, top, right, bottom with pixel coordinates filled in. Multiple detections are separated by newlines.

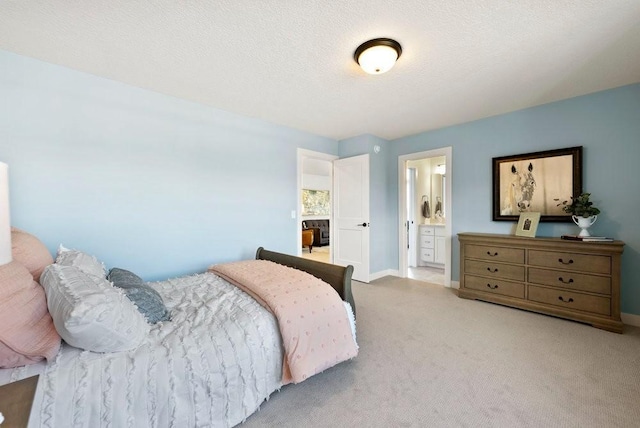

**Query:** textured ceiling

left=1, top=1, right=639, bottom=141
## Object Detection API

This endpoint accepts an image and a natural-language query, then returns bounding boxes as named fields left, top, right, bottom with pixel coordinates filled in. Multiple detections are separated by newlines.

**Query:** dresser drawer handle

left=558, top=296, right=574, bottom=303
left=486, top=283, right=499, bottom=290
left=487, top=251, right=498, bottom=257
left=558, top=277, right=574, bottom=284
left=558, top=258, right=574, bottom=265
left=487, top=267, right=499, bottom=273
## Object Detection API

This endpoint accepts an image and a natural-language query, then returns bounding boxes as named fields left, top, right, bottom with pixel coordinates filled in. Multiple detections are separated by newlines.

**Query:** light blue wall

left=3, top=50, right=638, bottom=315
left=338, top=134, right=391, bottom=274
left=388, top=84, right=640, bottom=315
left=0, top=50, right=338, bottom=280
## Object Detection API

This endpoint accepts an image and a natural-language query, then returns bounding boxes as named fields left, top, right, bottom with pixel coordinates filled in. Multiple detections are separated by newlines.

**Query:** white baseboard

left=369, top=269, right=399, bottom=281
left=370, top=270, right=459, bottom=289
left=622, top=312, right=640, bottom=327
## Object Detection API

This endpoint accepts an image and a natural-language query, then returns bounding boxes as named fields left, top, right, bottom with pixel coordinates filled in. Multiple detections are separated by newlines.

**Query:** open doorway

left=398, top=147, right=453, bottom=287
left=297, top=149, right=337, bottom=263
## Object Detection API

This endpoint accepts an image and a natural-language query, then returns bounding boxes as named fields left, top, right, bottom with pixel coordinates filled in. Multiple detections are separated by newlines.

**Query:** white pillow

left=55, top=245, right=106, bottom=278
left=40, top=264, right=150, bottom=352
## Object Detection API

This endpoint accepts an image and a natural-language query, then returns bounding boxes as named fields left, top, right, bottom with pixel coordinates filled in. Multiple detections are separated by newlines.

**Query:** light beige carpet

left=242, top=276, right=640, bottom=427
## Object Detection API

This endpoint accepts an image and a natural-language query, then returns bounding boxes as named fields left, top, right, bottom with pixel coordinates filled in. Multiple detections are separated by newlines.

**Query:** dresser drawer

left=528, top=250, right=610, bottom=274
left=528, top=285, right=611, bottom=316
left=465, top=244, right=524, bottom=264
left=465, top=275, right=525, bottom=299
left=420, top=248, right=434, bottom=262
left=420, top=226, right=435, bottom=236
left=420, top=236, right=434, bottom=248
left=528, top=268, right=611, bottom=295
left=464, top=259, right=525, bottom=281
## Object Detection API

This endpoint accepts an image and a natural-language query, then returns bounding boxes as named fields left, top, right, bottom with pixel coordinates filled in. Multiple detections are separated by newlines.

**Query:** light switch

left=291, top=210, right=296, bottom=219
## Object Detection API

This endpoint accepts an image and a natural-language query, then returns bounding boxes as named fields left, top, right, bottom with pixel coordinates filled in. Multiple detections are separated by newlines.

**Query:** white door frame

left=398, top=147, right=453, bottom=287
left=297, top=149, right=338, bottom=259
left=407, top=167, right=418, bottom=267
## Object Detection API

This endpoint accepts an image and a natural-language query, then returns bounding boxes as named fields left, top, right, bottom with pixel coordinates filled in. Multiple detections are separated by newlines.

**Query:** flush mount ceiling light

left=354, top=38, right=402, bottom=75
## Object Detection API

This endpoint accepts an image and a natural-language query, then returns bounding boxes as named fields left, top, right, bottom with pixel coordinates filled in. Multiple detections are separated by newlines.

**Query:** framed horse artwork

left=492, top=146, right=582, bottom=222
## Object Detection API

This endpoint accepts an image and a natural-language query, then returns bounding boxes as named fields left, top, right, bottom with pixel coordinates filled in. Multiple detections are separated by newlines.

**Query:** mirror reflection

left=408, top=155, right=446, bottom=225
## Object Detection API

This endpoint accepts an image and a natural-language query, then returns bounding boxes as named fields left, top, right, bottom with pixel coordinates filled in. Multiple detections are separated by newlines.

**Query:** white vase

left=572, top=215, right=597, bottom=237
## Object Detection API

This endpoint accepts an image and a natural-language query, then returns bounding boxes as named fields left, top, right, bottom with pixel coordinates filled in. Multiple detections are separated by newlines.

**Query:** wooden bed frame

left=255, top=247, right=355, bottom=317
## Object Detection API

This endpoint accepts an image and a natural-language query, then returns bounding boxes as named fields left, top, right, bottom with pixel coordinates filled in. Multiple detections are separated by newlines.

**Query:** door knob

left=357, top=222, right=370, bottom=227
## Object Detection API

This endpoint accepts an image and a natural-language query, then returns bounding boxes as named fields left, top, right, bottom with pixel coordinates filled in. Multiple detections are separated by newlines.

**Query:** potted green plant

left=556, top=193, right=601, bottom=237
left=557, top=192, right=601, bottom=218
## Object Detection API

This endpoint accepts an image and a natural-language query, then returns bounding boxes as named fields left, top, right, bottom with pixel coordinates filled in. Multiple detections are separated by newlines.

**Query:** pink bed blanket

left=208, top=260, right=358, bottom=384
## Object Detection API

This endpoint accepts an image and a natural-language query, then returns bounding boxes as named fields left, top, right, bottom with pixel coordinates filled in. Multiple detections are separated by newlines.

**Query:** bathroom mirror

left=431, top=158, right=446, bottom=221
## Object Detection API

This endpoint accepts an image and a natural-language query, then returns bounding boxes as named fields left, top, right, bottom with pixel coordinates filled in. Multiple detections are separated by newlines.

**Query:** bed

left=0, top=243, right=357, bottom=428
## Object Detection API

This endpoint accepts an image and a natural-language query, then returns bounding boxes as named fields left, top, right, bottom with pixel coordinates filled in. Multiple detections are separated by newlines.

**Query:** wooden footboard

left=255, top=247, right=355, bottom=317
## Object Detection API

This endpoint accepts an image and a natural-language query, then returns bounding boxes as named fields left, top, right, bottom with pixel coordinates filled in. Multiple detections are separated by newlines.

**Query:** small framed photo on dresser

left=515, top=212, right=540, bottom=237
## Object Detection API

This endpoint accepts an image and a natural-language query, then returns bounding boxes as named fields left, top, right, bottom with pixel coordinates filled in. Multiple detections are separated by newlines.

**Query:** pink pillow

left=11, top=227, right=54, bottom=282
left=0, top=261, right=61, bottom=368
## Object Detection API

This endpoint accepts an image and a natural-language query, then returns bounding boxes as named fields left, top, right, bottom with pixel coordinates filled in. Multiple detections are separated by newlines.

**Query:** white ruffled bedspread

left=0, top=273, right=284, bottom=428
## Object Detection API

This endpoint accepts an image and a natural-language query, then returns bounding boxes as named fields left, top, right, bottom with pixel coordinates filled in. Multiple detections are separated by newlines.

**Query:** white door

left=407, top=167, right=417, bottom=267
left=333, top=154, right=370, bottom=283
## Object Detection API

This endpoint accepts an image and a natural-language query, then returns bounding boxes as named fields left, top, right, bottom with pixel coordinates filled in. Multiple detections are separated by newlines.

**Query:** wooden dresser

left=458, top=233, right=624, bottom=333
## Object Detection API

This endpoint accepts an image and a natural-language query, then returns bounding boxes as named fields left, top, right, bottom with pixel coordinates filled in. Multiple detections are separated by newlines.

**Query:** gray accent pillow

left=107, top=268, right=171, bottom=324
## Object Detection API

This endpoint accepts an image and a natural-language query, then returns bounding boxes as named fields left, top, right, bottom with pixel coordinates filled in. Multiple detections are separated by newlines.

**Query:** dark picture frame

left=492, top=146, right=582, bottom=222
